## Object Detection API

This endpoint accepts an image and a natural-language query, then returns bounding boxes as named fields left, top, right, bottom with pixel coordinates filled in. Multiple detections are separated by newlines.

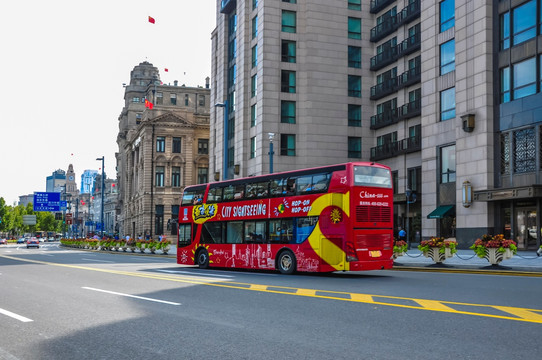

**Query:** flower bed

left=418, top=236, right=457, bottom=264
left=470, top=234, right=517, bottom=265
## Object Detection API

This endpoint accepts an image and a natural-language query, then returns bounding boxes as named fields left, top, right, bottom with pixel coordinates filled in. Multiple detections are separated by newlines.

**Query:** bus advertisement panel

left=177, top=162, right=393, bottom=274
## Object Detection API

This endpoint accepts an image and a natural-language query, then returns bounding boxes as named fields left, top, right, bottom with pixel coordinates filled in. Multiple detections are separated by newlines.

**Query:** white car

left=529, top=228, right=538, bottom=238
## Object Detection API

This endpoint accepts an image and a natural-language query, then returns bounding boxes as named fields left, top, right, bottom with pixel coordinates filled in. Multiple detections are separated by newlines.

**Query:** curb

left=392, top=265, right=542, bottom=277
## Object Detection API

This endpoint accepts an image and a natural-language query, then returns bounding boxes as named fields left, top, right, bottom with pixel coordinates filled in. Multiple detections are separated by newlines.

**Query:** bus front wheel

left=197, top=249, right=209, bottom=269
left=277, top=250, right=296, bottom=275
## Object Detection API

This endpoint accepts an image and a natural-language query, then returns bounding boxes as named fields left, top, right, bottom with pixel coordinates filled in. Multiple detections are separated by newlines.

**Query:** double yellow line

left=2, top=253, right=542, bottom=324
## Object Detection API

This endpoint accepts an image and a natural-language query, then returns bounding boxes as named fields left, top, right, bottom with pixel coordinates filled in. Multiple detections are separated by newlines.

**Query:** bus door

left=245, top=220, right=272, bottom=269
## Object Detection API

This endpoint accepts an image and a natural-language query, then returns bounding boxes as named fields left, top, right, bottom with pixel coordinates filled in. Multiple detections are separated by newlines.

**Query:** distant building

left=116, top=61, right=210, bottom=239
left=18, top=194, right=34, bottom=207
left=81, top=170, right=98, bottom=194
left=46, top=169, right=66, bottom=193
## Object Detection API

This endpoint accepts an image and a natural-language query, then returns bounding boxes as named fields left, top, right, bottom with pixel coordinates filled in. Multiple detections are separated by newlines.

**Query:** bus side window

left=270, top=179, right=283, bottom=196
left=178, top=223, right=192, bottom=247
left=312, top=173, right=330, bottom=191
left=223, top=185, right=235, bottom=201
left=285, top=178, right=296, bottom=195
left=208, top=187, right=223, bottom=202
left=234, top=184, right=245, bottom=199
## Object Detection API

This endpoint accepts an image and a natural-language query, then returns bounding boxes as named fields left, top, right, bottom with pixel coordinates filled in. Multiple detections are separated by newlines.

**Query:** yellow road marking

left=2, top=253, right=542, bottom=324
left=415, top=299, right=456, bottom=312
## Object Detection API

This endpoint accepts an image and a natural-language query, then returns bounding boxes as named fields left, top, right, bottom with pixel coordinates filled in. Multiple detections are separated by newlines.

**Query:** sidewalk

left=393, top=249, right=542, bottom=273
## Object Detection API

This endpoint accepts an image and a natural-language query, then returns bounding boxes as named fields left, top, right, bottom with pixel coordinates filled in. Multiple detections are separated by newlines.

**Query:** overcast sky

left=0, top=0, right=216, bottom=205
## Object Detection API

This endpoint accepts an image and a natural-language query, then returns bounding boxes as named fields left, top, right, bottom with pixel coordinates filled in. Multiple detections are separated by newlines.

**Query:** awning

left=427, top=205, right=455, bottom=219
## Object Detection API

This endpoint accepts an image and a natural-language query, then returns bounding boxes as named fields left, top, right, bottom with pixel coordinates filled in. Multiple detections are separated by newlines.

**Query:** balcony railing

left=370, top=46, right=398, bottom=71
left=398, top=99, right=421, bottom=120
left=397, top=64, right=421, bottom=90
left=396, top=32, right=421, bottom=58
left=370, top=0, right=396, bottom=14
left=370, top=16, right=398, bottom=43
left=397, top=0, right=420, bottom=26
left=370, top=78, right=398, bottom=100
left=220, top=0, right=236, bottom=14
left=370, top=134, right=421, bottom=161
left=370, top=109, right=399, bottom=129
left=370, top=0, right=420, bottom=43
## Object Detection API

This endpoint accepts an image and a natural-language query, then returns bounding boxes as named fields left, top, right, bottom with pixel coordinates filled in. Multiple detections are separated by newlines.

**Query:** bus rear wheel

left=277, top=250, right=296, bottom=275
left=197, top=249, right=209, bottom=269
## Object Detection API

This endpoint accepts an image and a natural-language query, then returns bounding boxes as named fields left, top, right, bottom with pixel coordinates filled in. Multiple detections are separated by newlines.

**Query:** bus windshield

left=353, top=166, right=392, bottom=188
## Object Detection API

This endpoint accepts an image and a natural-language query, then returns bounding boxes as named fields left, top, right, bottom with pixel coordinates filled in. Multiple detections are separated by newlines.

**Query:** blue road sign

left=33, top=192, right=61, bottom=212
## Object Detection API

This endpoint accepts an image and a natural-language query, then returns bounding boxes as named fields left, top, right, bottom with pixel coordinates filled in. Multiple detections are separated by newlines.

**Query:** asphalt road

left=1, top=243, right=541, bottom=360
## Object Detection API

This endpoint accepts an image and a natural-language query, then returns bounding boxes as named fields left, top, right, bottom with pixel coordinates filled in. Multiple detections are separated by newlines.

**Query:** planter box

left=423, top=247, right=454, bottom=264
left=484, top=247, right=514, bottom=265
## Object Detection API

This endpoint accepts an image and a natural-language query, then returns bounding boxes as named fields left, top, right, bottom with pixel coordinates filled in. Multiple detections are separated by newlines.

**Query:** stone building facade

left=116, top=61, right=210, bottom=239
left=210, top=0, right=542, bottom=250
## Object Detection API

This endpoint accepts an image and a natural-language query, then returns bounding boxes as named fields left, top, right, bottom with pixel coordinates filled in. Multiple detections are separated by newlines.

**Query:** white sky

left=0, top=0, right=216, bottom=205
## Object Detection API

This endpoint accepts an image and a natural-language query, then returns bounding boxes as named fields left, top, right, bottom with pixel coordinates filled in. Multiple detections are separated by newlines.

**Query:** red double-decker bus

left=177, top=162, right=393, bottom=274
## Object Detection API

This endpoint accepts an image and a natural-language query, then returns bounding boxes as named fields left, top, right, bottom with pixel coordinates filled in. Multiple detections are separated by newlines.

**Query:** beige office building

left=210, top=0, right=542, bottom=250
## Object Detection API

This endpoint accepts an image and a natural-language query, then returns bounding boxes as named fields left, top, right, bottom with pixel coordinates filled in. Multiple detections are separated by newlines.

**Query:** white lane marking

left=82, top=287, right=181, bottom=305
left=0, top=307, right=33, bottom=322
left=39, top=254, right=54, bottom=257
left=156, top=269, right=234, bottom=278
left=80, top=258, right=114, bottom=263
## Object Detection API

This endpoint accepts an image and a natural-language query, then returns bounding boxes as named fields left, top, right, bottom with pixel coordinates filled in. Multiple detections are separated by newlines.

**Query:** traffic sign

left=33, top=192, right=61, bottom=212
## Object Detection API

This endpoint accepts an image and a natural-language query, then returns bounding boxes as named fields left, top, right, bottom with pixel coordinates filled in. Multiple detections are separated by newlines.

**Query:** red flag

left=148, top=16, right=155, bottom=24
left=164, top=68, right=168, bottom=72
left=145, top=99, right=154, bottom=109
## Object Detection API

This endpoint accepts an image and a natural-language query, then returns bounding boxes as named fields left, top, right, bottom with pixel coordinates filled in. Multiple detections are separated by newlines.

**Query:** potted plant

left=393, top=239, right=407, bottom=259
left=156, top=238, right=171, bottom=255
left=470, top=234, right=517, bottom=265
left=418, top=236, right=457, bottom=264
left=136, top=239, right=146, bottom=253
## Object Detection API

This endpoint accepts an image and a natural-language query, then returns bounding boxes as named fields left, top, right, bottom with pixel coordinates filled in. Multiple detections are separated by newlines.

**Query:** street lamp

left=214, top=100, right=229, bottom=180
left=268, top=133, right=275, bottom=174
left=405, top=188, right=411, bottom=250
left=96, top=156, right=105, bottom=238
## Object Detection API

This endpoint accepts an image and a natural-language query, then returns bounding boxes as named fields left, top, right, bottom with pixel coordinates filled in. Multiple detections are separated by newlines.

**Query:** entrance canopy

left=427, top=205, right=455, bottom=219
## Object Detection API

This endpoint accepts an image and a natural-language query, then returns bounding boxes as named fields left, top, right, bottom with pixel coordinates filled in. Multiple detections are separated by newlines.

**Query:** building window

left=198, top=139, right=209, bottom=155
left=440, top=39, right=455, bottom=75
left=281, top=70, right=296, bottom=93
left=252, top=45, right=257, bottom=68
left=348, top=46, right=361, bottom=68
left=440, top=145, right=456, bottom=183
left=250, top=137, right=256, bottom=159
left=348, top=137, right=361, bottom=158
left=169, top=93, right=176, bottom=105
left=136, top=113, right=142, bottom=124
left=185, top=94, right=189, bottom=106
left=198, top=167, right=208, bottom=184
left=500, top=66, right=511, bottom=103
left=156, top=136, right=165, bottom=152
left=513, top=0, right=536, bottom=46
left=132, top=97, right=140, bottom=103
left=440, top=0, right=454, bottom=33
left=282, top=10, right=296, bottom=33
left=199, top=95, right=205, bottom=106
left=348, top=0, right=361, bottom=11
left=281, top=40, right=296, bottom=63
left=513, top=57, right=536, bottom=100
left=282, top=0, right=296, bottom=3
left=155, top=166, right=165, bottom=187
left=228, top=147, right=235, bottom=168
left=348, top=17, right=361, bottom=39
left=348, top=104, right=361, bottom=127
left=156, top=92, right=163, bottom=105
left=440, top=87, right=455, bottom=121
left=251, top=74, right=258, bottom=97
left=281, top=101, right=296, bottom=124
left=348, top=75, right=361, bottom=97
left=408, top=167, right=421, bottom=193
left=155, top=205, right=164, bottom=235
left=252, top=15, right=258, bottom=39
left=172, top=167, right=181, bottom=187
left=172, top=137, right=181, bottom=153
left=280, top=134, right=296, bottom=156
left=253, top=0, right=258, bottom=10
left=251, top=104, right=257, bottom=127
left=392, top=170, right=398, bottom=194
left=500, top=12, right=510, bottom=50
left=514, top=128, right=536, bottom=173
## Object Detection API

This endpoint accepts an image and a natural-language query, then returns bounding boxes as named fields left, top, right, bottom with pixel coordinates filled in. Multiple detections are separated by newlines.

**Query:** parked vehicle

left=26, top=238, right=40, bottom=249
left=17, top=238, right=26, bottom=244
left=0, top=239, right=7, bottom=245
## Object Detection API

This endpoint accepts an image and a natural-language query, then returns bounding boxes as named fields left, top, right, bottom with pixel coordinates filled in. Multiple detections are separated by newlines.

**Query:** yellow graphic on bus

left=307, top=192, right=350, bottom=271
left=192, top=203, right=218, bottom=224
